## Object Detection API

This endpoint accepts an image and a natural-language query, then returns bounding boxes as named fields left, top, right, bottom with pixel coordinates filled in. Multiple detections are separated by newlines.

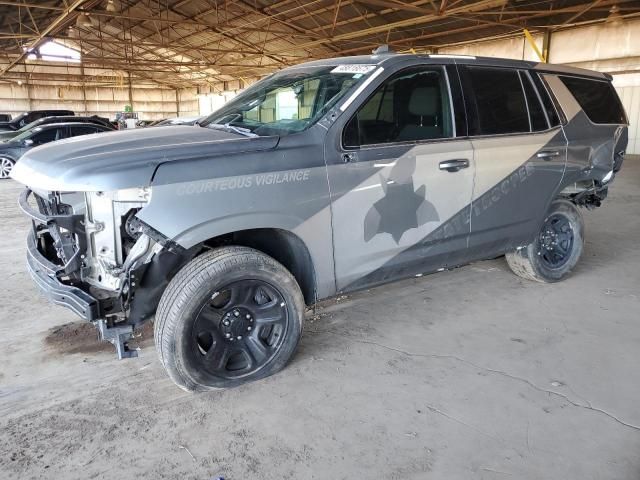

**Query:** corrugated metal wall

left=0, top=83, right=199, bottom=121
left=615, top=86, right=640, bottom=154
left=177, top=89, right=199, bottom=118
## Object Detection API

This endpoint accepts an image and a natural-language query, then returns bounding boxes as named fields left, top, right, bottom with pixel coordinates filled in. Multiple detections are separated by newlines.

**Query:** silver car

left=11, top=52, right=628, bottom=391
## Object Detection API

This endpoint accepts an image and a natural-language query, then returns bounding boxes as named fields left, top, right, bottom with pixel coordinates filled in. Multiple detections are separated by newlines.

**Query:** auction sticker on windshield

left=331, top=64, right=376, bottom=74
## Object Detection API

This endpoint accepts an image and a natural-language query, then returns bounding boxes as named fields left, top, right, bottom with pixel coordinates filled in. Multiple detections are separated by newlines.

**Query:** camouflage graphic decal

left=363, top=156, right=439, bottom=243
left=344, top=158, right=539, bottom=291
left=343, top=129, right=565, bottom=292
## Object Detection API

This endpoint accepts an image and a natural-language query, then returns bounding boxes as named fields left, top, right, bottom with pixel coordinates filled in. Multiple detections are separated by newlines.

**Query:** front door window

left=343, top=67, right=453, bottom=147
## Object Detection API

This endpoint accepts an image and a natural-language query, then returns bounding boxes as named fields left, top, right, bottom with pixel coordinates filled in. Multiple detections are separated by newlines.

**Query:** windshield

left=199, top=64, right=375, bottom=136
left=12, top=126, right=41, bottom=143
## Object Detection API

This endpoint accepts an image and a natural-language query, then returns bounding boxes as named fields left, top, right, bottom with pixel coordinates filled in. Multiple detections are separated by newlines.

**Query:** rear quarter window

left=559, top=76, right=627, bottom=124
left=520, top=71, right=548, bottom=131
left=531, top=72, right=562, bottom=127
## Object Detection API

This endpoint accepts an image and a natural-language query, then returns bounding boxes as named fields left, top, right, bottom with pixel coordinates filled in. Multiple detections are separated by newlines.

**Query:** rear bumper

left=26, top=229, right=101, bottom=321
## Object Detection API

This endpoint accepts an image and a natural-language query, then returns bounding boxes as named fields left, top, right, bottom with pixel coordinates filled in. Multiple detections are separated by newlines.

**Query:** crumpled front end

left=22, top=189, right=103, bottom=320
left=19, top=187, right=172, bottom=357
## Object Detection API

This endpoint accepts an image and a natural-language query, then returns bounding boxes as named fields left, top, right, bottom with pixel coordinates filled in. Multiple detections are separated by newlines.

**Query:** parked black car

left=0, top=115, right=113, bottom=142
left=0, top=109, right=74, bottom=131
left=0, top=114, right=11, bottom=122
left=0, top=122, right=111, bottom=178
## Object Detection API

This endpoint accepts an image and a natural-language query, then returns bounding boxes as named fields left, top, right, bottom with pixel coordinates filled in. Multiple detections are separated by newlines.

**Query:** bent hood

left=10, top=126, right=279, bottom=192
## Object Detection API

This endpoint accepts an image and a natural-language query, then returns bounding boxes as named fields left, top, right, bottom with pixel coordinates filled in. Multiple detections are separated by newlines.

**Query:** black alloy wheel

left=189, top=280, right=288, bottom=380
left=505, top=199, right=584, bottom=283
left=537, top=213, right=575, bottom=269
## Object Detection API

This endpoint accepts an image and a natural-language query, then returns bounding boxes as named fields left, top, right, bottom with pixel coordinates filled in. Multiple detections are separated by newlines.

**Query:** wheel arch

left=201, top=227, right=318, bottom=306
left=129, top=226, right=319, bottom=328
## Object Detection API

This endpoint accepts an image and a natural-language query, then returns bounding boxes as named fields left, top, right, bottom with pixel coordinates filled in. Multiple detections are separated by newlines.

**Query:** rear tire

left=154, top=246, right=305, bottom=391
left=506, top=199, right=584, bottom=283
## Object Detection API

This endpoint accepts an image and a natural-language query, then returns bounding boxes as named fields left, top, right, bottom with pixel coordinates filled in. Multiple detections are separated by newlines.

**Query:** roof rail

left=429, top=54, right=476, bottom=59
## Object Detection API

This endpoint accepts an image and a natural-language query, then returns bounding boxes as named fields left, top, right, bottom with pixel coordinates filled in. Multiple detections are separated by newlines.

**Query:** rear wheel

left=506, top=199, right=584, bottom=283
left=0, top=157, right=14, bottom=179
left=154, top=246, right=305, bottom=391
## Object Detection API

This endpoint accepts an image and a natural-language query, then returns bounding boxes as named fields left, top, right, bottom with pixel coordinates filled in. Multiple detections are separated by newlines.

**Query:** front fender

left=170, top=211, right=302, bottom=249
left=135, top=164, right=337, bottom=299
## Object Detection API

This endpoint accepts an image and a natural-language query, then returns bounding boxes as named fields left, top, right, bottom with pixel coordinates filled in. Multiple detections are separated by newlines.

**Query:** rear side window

left=465, top=67, right=530, bottom=135
left=31, top=128, right=61, bottom=145
left=559, top=76, right=626, bottom=124
left=70, top=126, right=99, bottom=136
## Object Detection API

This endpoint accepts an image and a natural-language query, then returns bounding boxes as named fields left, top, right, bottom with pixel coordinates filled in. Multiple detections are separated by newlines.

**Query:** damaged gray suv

left=12, top=52, right=628, bottom=391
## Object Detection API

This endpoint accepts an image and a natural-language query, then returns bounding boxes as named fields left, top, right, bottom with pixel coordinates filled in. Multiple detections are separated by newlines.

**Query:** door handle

left=536, top=150, right=560, bottom=160
left=439, top=159, right=469, bottom=172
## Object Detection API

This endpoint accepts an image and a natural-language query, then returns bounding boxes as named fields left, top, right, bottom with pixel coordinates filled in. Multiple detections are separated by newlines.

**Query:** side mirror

left=23, top=138, right=34, bottom=147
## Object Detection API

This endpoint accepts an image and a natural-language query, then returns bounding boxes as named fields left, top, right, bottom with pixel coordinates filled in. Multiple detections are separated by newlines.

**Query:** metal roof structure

left=0, top=0, right=638, bottom=88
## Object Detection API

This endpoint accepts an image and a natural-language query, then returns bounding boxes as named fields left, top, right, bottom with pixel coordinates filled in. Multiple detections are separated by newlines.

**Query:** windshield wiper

left=207, top=123, right=258, bottom=138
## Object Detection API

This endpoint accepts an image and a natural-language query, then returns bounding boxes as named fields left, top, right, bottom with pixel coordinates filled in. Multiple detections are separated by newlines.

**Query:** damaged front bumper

left=26, top=229, right=102, bottom=321
left=20, top=188, right=138, bottom=358
left=20, top=188, right=104, bottom=321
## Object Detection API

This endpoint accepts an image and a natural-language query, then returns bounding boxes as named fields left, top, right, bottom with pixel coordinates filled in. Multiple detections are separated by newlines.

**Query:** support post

left=127, top=71, right=133, bottom=111
left=542, top=29, right=551, bottom=64
left=523, top=29, right=546, bottom=63
left=80, top=61, right=88, bottom=115
left=24, top=65, right=32, bottom=110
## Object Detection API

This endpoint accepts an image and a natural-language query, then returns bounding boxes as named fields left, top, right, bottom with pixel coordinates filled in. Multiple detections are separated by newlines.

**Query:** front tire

left=506, top=199, right=584, bottom=283
left=154, top=246, right=305, bottom=391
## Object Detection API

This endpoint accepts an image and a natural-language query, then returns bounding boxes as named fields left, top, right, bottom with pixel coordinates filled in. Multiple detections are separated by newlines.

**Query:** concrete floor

left=1, top=158, right=639, bottom=480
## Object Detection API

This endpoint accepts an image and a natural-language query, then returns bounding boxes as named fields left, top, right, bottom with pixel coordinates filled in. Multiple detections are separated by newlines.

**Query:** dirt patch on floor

left=44, top=320, right=154, bottom=356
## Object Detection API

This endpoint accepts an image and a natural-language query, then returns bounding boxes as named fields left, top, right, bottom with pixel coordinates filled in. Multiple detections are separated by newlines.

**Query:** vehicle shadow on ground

left=44, top=320, right=154, bottom=356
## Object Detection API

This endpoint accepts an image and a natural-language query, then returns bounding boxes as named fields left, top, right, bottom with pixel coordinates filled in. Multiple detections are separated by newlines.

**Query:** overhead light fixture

left=606, top=5, right=623, bottom=26
left=76, top=13, right=92, bottom=28
left=106, top=0, right=117, bottom=12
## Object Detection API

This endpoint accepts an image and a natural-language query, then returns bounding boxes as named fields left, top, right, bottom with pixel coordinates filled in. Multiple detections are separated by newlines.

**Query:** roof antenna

left=372, top=45, right=395, bottom=55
